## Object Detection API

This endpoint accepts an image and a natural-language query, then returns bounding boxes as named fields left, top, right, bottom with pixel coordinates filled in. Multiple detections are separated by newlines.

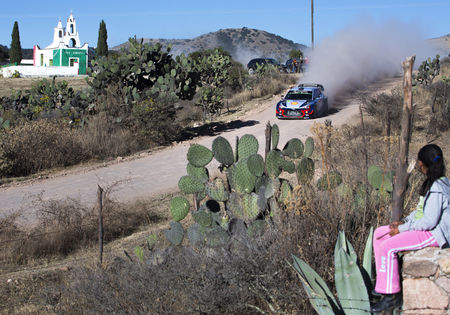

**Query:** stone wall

left=402, top=247, right=450, bottom=314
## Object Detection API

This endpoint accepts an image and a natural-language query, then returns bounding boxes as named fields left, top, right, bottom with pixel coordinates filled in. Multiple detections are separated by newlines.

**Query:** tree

left=96, top=20, right=108, bottom=57
left=0, top=45, right=9, bottom=64
left=289, top=49, right=303, bottom=60
left=10, top=21, right=22, bottom=64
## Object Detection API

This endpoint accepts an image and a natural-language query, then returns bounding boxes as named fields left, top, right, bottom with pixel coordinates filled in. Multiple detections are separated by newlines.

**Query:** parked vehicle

left=276, top=83, right=328, bottom=119
left=247, top=58, right=283, bottom=73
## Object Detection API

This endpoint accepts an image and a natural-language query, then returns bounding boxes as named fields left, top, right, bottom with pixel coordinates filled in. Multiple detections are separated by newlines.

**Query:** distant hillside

left=112, top=28, right=307, bottom=65
left=428, top=34, right=450, bottom=56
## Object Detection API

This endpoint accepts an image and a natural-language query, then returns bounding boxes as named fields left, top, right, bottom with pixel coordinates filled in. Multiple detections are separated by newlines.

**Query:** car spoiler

left=298, top=83, right=324, bottom=92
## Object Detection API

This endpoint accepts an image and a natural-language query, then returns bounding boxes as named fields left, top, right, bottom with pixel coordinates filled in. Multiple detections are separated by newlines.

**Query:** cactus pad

left=304, top=137, right=314, bottom=158
left=368, top=165, right=383, bottom=189
left=226, top=192, right=245, bottom=220
left=281, top=160, right=296, bottom=174
left=170, top=196, right=190, bottom=221
left=271, top=124, right=280, bottom=149
left=164, top=221, right=184, bottom=245
left=237, top=134, right=259, bottom=161
left=186, top=163, right=209, bottom=183
left=178, top=175, right=205, bottom=194
left=232, top=160, right=257, bottom=194
left=317, top=170, right=343, bottom=191
left=204, top=226, right=230, bottom=247
left=279, top=180, right=293, bottom=203
left=212, top=136, right=234, bottom=166
left=296, top=157, right=315, bottom=184
left=187, top=144, right=213, bottom=167
left=283, top=138, right=304, bottom=159
left=206, top=178, right=229, bottom=202
left=255, top=176, right=273, bottom=199
left=192, top=208, right=213, bottom=227
left=242, top=192, right=261, bottom=221
left=247, top=154, right=265, bottom=177
left=265, top=150, right=283, bottom=178
left=187, top=223, right=204, bottom=247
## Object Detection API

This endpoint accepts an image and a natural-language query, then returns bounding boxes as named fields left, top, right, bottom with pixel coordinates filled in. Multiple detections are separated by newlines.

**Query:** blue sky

left=1, top=0, right=449, bottom=49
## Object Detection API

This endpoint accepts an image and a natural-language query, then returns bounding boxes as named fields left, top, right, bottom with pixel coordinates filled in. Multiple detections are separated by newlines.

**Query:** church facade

left=33, top=13, right=89, bottom=75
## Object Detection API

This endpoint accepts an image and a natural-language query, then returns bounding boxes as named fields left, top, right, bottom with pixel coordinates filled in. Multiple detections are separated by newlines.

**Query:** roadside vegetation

left=0, top=55, right=448, bottom=313
left=0, top=39, right=297, bottom=179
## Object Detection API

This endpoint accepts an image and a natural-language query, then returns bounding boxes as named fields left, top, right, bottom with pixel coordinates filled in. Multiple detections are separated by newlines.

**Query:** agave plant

left=291, top=228, right=374, bottom=314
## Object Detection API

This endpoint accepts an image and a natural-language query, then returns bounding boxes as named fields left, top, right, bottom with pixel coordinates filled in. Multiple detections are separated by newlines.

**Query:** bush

left=0, top=120, right=85, bottom=177
left=361, top=88, right=403, bottom=135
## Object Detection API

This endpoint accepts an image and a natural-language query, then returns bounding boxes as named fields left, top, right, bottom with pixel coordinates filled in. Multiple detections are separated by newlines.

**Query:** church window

left=59, top=30, right=62, bottom=38
left=70, top=24, right=74, bottom=33
left=40, top=54, right=43, bottom=66
left=70, top=38, right=76, bottom=47
left=49, top=59, right=53, bottom=66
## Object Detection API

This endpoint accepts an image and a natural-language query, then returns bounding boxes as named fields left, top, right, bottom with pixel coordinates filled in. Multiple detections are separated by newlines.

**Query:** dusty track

left=0, top=75, right=402, bottom=224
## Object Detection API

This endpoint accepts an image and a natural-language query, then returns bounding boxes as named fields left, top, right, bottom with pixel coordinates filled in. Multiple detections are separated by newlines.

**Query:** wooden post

left=311, top=0, right=315, bottom=50
left=97, top=185, right=104, bottom=266
left=391, top=55, right=415, bottom=222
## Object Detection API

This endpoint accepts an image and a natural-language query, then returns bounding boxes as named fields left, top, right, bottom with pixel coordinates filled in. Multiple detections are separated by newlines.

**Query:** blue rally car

left=276, top=83, right=328, bottom=119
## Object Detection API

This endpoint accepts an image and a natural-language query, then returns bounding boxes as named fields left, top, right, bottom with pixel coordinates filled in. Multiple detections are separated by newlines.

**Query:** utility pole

left=311, top=0, right=314, bottom=50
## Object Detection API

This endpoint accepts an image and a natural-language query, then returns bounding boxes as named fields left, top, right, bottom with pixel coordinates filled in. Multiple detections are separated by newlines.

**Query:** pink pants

left=373, top=225, right=438, bottom=294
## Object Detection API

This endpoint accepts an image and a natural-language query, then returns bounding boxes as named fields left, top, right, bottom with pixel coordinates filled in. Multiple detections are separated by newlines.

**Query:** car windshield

left=284, top=91, right=312, bottom=101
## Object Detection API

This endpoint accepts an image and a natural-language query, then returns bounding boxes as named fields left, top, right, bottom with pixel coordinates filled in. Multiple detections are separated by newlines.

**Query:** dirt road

left=0, top=76, right=402, bottom=223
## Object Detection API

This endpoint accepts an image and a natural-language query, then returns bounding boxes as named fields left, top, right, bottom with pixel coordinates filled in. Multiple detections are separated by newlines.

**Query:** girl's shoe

left=370, top=293, right=402, bottom=313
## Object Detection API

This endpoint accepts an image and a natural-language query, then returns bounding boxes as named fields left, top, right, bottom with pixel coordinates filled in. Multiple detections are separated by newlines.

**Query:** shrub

left=361, top=88, right=403, bottom=135
left=0, top=120, right=85, bottom=177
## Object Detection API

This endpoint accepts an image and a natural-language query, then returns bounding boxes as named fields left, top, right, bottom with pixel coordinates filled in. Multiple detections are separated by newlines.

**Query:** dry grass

left=0, top=192, right=172, bottom=274
left=0, top=76, right=89, bottom=98
left=0, top=117, right=142, bottom=178
left=227, top=73, right=299, bottom=109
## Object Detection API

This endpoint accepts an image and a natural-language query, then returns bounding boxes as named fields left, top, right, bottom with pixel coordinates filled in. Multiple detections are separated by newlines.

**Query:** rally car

left=275, top=83, right=328, bottom=119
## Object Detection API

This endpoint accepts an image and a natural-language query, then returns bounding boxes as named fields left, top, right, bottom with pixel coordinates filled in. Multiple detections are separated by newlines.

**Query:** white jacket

left=399, top=177, right=450, bottom=248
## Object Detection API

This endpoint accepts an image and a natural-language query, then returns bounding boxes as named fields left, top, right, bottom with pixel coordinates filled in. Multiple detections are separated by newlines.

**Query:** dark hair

left=418, top=144, right=446, bottom=196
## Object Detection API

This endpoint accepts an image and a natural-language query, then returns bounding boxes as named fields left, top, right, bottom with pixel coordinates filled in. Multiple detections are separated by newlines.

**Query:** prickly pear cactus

left=206, top=178, right=229, bottom=202
left=368, top=165, right=393, bottom=193
left=283, top=138, right=304, bottom=159
left=368, top=165, right=383, bottom=190
left=187, top=223, right=204, bottom=247
left=279, top=180, right=293, bottom=204
left=247, top=154, right=265, bottom=177
left=242, top=192, right=261, bottom=221
left=204, top=226, right=230, bottom=247
left=256, top=176, right=276, bottom=199
left=192, top=208, right=213, bottom=227
left=265, top=150, right=284, bottom=178
left=232, top=160, right=257, bottom=194
left=304, top=137, right=314, bottom=158
left=281, top=160, right=296, bottom=174
left=187, top=144, right=213, bottom=167
left=317, top=170, right=343, bottom=191
left=170, top=196, right=190, bottom=221
left=165, top=221, right=184, bottom=245
left=237, top=134, right=259, bottom=161
left=227, top=192, right=245, bottom=220
left=297, top=157, right=315, bottom=184
left=178, top=175, right=205, bottom=194
left=187, top=163, right=209, bottom=183
left=212, top=136, right=234, bottom=166
left=271, top=124, right=280, bottom=149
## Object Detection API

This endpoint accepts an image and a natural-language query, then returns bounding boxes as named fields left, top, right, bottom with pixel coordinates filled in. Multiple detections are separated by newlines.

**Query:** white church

left=2, top=13, right=89, bottom=77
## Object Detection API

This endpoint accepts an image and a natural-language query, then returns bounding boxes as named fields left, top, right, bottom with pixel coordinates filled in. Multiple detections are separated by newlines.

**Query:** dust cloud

left=302, top=18, right=436, bottom=104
